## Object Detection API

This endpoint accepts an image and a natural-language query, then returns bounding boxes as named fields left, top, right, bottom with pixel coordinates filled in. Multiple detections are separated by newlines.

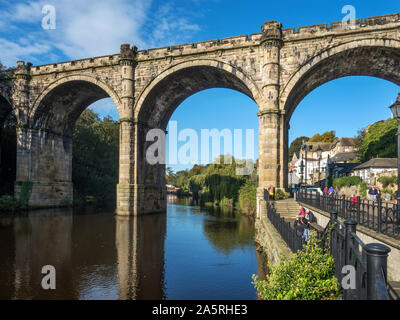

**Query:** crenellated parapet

left=282, top=13, right=400, bottom=41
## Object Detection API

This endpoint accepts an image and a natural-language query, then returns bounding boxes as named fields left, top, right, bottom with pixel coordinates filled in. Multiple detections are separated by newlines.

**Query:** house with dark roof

left=330, top=152, right=358, bottom=163
left=330, top=138, right=358, bottom=155
left=352, top=158, right=397, bottom=185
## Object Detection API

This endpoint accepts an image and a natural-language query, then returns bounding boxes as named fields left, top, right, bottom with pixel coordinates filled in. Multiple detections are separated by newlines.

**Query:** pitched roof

left=303, top=142, right=332, bottom=151
left=353, top=158, right=397, bottom=170
left=338, top=137, right=358, bottom=147
left=330, top=152, right=357, bottom=163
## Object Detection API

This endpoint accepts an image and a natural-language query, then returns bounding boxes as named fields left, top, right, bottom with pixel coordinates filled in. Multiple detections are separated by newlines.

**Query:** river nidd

left=0, top=197, right=267, bottom=299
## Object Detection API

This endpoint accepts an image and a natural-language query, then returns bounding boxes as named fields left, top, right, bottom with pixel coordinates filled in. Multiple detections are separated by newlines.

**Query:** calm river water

left=0, top=196, right=267, bottom=299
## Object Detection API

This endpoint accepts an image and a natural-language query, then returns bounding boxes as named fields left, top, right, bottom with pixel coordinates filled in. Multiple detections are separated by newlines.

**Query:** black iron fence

left=324, top=210, right=399, bottom=300
left=297, top=190, right=400, bottom=239
left=263, top=196, right=399, bottom=300
left=266, top=200, right=306, bottom=253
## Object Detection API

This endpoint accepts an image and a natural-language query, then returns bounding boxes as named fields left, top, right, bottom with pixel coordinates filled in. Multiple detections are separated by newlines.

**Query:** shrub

left=382, top=188, right=393, bottom=194
left=275, top=189, right=290, bottom=200
left=332, top=176, right=361, bottom=189
left=359, top=182, right=368, bottom=198
left=252, top=234, right=341, bottom=300
left=0, top=195, right=21, bottom=211
left=19, top=180, right=33, bottom=208
left=238, top=181, right=257, bottom=215
left=377, top=175, right=397, bottom=188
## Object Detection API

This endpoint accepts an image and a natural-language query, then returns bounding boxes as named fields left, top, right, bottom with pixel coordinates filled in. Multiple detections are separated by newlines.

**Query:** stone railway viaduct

left=1, top=13, right=400, bottom=215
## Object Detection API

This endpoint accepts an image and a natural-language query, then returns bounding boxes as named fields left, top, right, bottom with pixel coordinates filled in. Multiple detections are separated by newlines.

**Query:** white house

left=352, top=158, right=398, bottom=185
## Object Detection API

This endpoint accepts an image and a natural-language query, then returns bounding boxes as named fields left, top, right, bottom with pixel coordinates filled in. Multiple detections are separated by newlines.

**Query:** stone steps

left=270, top=199, right=299, bottom=223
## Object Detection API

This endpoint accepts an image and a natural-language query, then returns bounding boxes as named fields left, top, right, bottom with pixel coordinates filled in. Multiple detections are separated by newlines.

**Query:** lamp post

left=300, top=159, right=304, bottom=185
left=317, top=145, right=323, bottom=186
left=301, top=143, right=313, bottom=185
left=389, top=93, right=400, bottom=209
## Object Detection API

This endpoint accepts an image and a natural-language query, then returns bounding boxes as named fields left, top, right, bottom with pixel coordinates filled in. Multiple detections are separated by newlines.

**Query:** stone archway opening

left=134, top=63, right=261, bottom=214
left=283, top=45, right=400, bottom=121
left=282, top=44, right=400, bottom=189
left=19, top=79, right=121, bottom=208
left=0, top=95, right=15, bottom=196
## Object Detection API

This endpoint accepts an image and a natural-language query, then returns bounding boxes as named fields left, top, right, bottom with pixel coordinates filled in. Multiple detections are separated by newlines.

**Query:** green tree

left=288, top=136, right=309, bottom=160
left=72, top=109, right=119, bottom=205
left=359, top=118, right=397, bottom=162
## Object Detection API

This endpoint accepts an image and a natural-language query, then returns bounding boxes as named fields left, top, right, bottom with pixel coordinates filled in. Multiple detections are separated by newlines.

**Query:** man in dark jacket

left=368, top=186, right=378, bottom=203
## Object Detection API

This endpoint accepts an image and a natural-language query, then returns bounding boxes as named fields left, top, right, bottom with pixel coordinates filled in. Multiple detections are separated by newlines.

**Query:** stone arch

left=30, top=74, right=122, bottom=135
left=135, top=59, right=262, bottom=129
left=18, top=74, right=122, bottom=208
left=132, top=59, right=261, bottom=215
left=281, top=38, right=400, bottom=121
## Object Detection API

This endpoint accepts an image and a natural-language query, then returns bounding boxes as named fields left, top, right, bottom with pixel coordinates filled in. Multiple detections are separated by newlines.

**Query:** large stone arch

left=131, top=59, right=261, bottom=214
left=30, top=75, right=122, bottom=135
left=281, top=38, right=400, bottom=121
left=16, top=75, right=122, bottom=208
left=135, top=59, right=262, bottom=129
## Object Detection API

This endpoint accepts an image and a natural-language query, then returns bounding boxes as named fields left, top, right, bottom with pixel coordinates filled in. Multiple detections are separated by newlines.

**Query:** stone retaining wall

left=254, top=216, right=292, bottom=266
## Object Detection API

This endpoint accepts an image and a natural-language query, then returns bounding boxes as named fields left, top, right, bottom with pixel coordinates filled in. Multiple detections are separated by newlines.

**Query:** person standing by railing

left=295, top=209, right=310, bottom=242
left=368, top=186, right=378, bottom=204
left=268, top=185, right=275, bottom=200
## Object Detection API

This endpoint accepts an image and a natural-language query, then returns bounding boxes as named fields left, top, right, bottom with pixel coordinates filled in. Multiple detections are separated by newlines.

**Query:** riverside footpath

left=255, top=195, right=400, bottom=300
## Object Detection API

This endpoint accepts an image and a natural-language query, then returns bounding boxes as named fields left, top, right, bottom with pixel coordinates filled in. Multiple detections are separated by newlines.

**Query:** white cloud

left=0, top=38, right=52, bottom=67
left=0, top=0, right=202, bottom=67
left=146, top=3, right=201, bottom=47
left=7, top=1, right=43, bottom=23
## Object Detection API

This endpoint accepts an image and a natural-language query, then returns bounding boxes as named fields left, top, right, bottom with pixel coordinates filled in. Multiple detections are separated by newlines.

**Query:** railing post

left=344, top=219, right=357, bottom=264
left=357, top=196, right=361, bottom=224
left=377, top=195, right=382, bottom=233
left=342, top=195, right=346, bottom=218
left=330, top=210, right=338, bottom=223
left=329, top=210, right=338, bottom=251
left=364, top=243, right=391, bottom=300
left=343, top=219, right=357, bottom=300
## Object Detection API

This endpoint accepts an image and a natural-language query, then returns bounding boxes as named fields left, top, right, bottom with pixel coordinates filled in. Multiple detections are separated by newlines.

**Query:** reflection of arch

left=135, top=59, right=261, bottom=129
left=281, top=38, right=400, bottom=121
left=30, top=75, right=122, bottom=134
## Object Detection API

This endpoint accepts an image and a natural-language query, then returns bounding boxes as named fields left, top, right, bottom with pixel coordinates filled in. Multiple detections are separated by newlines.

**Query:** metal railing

left=266, top=200, right=306, bottom=253
left=324, top=210, right=399, bottom=300
left=263, top=195, right=399, bottom=300
left=297, top=190, right=400, bottom=239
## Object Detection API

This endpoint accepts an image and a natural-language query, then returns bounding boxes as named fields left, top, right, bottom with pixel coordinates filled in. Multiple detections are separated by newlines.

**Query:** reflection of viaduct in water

left=0, top=209, right=166, bottom=299
left=10, top=209, right=74, bottom=299
left=116, top=214, right=166, bottom=299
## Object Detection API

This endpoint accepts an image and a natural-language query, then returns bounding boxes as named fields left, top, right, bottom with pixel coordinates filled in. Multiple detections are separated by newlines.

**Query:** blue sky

left=1, top=0, right=399, bottom=172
